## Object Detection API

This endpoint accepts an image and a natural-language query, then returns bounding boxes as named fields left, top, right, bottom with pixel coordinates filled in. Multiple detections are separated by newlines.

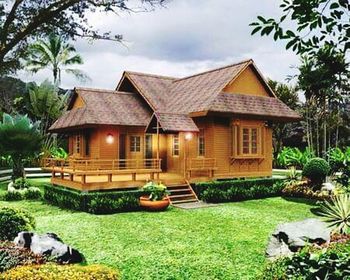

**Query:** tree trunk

left=323, top=97, right=327, bottom=158
left=11, top=156, right=25, bottom=181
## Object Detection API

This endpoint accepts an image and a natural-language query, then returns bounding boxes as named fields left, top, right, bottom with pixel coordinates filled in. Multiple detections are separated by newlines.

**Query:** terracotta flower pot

left=139, top=195, right=170, bottom=211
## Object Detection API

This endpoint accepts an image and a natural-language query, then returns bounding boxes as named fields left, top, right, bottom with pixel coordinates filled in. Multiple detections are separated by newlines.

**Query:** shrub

left=276, top=147, right=314, bottom=169
left=23, top=187, right=42, bottom=200
left=262, top=248, right=350, bottom=280
left=316, top=194, right=350, bottom=234
left=0, top=241, right=45, bottom=272
left=302, top=157, right=330, bottom=187
left=142, top=181, right=169, bottom=201
left=0, top=207, right=36, bottom=241
left=3, top=190, right=24, bottom=201
left=282, top=181, right=332, bottom=200
left=193, top=178, right=284, bottom=203
left=44, top=185, right=144, bottom=214
left=13, top=178, right=33, bottom=190
left=0, top=263, right=119, bottom=280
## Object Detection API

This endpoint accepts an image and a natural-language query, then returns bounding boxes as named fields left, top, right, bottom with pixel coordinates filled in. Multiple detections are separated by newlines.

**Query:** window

left=172, top=134, right=179, bottom=156
left=130, top=136, right=141, bottom=152
left=74, top=134, right=80, bottom=154
left=85, top=133, right=90, bottom=156
left=242, top=127, right=259, bottom=155
left=198, top=129, right=205, bottom=156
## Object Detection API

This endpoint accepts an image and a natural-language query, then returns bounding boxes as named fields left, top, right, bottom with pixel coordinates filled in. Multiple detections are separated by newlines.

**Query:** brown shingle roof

left=209, top=93, right=301, bottom=121
left=164, top=60, right=252, bottom=113
left=124, top=72, right=176, bottom=111
left=49, top=88, right=152, bottom=132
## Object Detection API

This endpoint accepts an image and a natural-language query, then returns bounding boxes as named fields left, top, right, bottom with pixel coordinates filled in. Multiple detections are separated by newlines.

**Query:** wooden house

left=44, top=59, right=300, bottom=199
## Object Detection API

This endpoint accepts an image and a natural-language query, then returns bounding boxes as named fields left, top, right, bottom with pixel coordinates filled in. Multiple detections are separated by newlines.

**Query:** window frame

left=240, top=126, right=260, bottom=156
left=73, top=134, right=81, bottom=154
left=130, top=135, right=141, bottom=153
left=198, top=128, right=205, bottom=157
left=172, top=134, right=180, bottom=157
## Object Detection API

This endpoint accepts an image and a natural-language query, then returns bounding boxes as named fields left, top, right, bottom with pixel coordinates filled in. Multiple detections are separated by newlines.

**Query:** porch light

left=184, top=132, right=193, bottom=141
left=106, top=133, right=114, bottom=144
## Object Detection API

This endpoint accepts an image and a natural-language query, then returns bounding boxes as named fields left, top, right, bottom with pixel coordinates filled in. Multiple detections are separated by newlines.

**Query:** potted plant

left=139, top=182, right=170, bottom=211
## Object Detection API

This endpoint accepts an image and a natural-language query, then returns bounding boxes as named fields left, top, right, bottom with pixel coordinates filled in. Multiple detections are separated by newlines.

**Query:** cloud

left=18, top=0, right=300, bottom=89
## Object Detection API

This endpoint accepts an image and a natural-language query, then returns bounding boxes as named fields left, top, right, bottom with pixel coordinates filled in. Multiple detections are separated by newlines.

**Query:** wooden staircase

left=167, top=180, right=199, bottom=205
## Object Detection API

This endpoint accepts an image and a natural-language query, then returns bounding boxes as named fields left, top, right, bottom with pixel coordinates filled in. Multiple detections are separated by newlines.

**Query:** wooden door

left=119, top=134, right=126, bottom=168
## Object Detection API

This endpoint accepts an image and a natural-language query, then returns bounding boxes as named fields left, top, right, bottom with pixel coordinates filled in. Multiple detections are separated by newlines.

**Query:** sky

left=18, top=0, right=300, bottom=89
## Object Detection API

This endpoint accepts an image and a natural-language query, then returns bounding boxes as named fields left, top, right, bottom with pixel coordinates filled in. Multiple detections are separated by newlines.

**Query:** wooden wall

left=223, top=65, right=271, bottom=97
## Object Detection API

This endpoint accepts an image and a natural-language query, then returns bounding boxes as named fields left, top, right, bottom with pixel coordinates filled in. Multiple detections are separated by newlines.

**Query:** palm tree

left=0, top=114, right=42, bottom=180
left=25, top=34, right=90, bottom=84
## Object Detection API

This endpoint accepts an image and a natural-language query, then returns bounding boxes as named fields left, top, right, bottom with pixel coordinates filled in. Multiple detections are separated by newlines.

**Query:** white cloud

left=18, top=0, right=300, bottom=89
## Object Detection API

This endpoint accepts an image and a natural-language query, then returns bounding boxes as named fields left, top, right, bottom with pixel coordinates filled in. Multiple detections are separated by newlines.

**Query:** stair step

left=169, top=188, right=192, bottom=193
left=172, top=199, right=199, bottom=204
left=167, top=185, right=188, bottom=189
left=169, top=194, right=195, bottom=199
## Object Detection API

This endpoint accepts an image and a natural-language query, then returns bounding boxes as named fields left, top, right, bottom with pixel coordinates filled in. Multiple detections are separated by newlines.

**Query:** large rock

left=14, top=232, right=84, bottom=264
left=266, top=218, right=331, bottom=259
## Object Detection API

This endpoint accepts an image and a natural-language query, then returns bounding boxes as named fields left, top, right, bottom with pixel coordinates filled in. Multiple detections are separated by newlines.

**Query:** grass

left=0, top=179, right=317, bottom=280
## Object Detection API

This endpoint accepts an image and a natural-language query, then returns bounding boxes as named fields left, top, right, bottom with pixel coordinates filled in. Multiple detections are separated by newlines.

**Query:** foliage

left=193, top=178, right=284, bottom=203
left=0, top=207, right=35, bottom=241
left=0, top=77, right=27, bottom=116
left=13, top=178, right=33, bottom=189
left=0, top=155, right=12, bottom=169
left=44, top=185, right=144, bottom=214
left=0, top=0, right=165, bottom=75
left=23, top=187, right=42, bottom=200
left=316, top=194, right=350, bottom=234
left=49, top=147, right=68, bottom=160
left=0, top=194, right=315, bottom=279
left=250, top=0, right=349, bottom=56
left=282, top=181, right=335, bottom=200
left=26, top=34, right=89, bottom=83
left=0, top=263, right=119, bottom=280
left=0, top=114, right=42, bottom=180
left=262, top=247, right=350, bottom=280
left=142, top=181, right=170, bottom=201
left=302, top=157, right=330, bottom=186
left=328, top=147, right=349, bottom=174
left=268, top=80, right=301, bottom=157
left=276, top=147, right=314, bottom=169
left=3, top=190, right=24, bottom=201
left=0, top=241, right=45, bottom=273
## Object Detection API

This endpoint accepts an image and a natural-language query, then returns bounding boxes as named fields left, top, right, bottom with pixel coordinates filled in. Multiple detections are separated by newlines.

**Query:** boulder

left=14, top=232, right=84, bottom=264
left=266, top=218, right=331, bottom=259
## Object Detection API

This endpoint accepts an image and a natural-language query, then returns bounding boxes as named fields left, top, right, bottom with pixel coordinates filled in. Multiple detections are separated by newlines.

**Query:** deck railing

left=188, top=158, right=217, bottom=170
left=42, top=158, right=162, bottom=172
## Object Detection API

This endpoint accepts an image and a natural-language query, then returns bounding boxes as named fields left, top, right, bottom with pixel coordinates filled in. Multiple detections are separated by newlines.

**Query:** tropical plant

left=302, top=157, right=330, bottom=187
left=25, top=34, right=89, bottom=84
left=0, top=114, right=42, bottom=180
left=142, top=182, right=169, bottom=201
left=0, top=207, right=36, bottom=241
left=316, top=194, right=350, bottom=234
left=328, top=147, right=346, bottom=174
left=276, top=147, right=314, bottom=169
left=49, top=147, right=68, bottom=160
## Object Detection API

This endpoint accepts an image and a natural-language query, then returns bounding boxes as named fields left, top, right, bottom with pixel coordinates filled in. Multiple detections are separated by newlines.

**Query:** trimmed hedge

left=193, top=178, right=284, bottom=203
left=0, top=263, right=119, bottom=280
left=44, top=184, right=145, bottom=214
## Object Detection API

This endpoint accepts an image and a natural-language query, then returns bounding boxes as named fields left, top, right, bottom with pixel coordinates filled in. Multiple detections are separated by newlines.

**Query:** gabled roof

left=117, top=71, right=176, bottom=111
left=146, top=112, right=199, bottom=133
left=209, top=93, right=301, bottom=122
left=165, top=59, right=252, bottom=114
left=49, top=88, right=151, bottom=132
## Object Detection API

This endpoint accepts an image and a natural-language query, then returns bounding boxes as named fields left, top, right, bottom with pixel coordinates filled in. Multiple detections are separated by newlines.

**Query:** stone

left=14, top=232, right=84, bottom=264
left=266, top=218, right=331, bottom=259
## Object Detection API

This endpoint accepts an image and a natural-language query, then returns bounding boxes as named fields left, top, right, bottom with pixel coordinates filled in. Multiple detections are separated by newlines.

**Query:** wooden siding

left=223, top=65, right=270, bottom=97
left=72, top=94, right=85, bottom=108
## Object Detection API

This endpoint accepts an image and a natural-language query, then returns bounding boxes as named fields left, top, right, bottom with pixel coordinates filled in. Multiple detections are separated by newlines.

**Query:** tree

left=250, top=0, right=349, bottom=56
left=0, top=76, right=27, bottom=115
left=25, top=34, right=89, bottom=84
left=298, top=46, right=350, bottom=156
left=268, top=80, right=300, bottom=157
left=0, top=114, right=42, bottom=180
left=0, top=0, right=165, bottom=74
left=26, top=80, right=69, bottom=132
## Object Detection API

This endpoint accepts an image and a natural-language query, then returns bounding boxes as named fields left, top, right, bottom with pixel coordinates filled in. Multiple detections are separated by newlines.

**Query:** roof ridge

left=219, top=92, right=275, bottom=99
left=75, top=87, right=117, bottom=94
left=125, top=71, right=178, bottom=80
left=174, top=59, right=253, bottom=83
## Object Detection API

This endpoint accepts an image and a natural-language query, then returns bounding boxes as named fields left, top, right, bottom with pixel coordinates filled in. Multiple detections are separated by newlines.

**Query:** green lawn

left=0, top=180, right=316, bottom=280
